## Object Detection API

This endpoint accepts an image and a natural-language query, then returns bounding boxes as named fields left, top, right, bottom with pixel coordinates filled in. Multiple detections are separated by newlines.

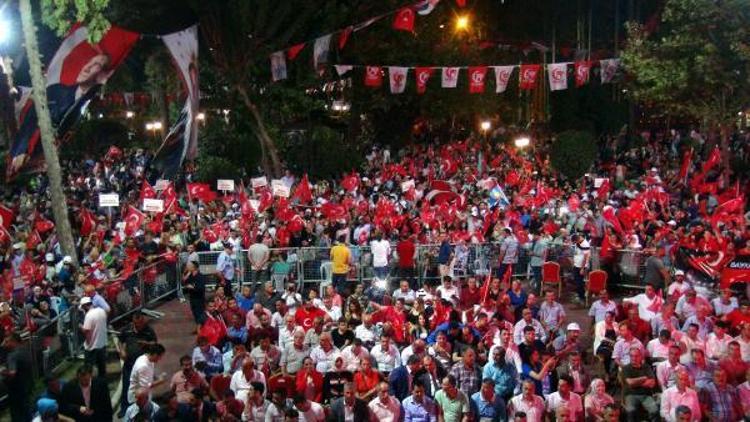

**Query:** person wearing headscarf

left=583, top=378, right=614, bottom=422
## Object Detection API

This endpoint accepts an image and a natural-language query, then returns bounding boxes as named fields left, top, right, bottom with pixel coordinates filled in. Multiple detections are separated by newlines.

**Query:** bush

left=550, top=130, right=597, bottom=180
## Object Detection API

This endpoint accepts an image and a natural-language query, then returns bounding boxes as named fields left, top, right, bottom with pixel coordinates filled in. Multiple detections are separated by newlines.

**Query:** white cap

left=62, top=256, right=73, bottom=264
left=650, top=167, right=658, bottom=172
left=674, top=269, right=685, bottom=276
left=12, top=242, right=24, bottom=250
left=567, top=322, right=581, bottom=331
left=45, top=253, right=55, bottom=262
left=78, top=296, right=92, bottom=309
left=667, top=220, right=677, bottom=226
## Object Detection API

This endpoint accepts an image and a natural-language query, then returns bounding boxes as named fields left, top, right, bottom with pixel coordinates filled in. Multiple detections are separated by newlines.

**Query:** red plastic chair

left=586, top=270, right=608, bottom=306
left=541, top=261, right=562, bottom=296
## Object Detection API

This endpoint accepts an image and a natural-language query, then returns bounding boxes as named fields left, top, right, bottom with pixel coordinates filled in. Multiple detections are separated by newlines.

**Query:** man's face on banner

left=77, top=54, right=110, bottom=85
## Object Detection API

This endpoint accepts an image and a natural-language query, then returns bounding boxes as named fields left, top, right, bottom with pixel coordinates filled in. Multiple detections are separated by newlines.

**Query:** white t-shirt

left=83, top=307, right=108, bottom=350
left=546, top=391, right=583, bottom=420
left=370, top=240, right=391, bottom=267
left=298, top=401, right=325, bottom=422
left=128, top=354, right=154, bottom=403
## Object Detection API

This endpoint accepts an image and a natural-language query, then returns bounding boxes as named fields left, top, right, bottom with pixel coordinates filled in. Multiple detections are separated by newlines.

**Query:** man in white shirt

left=539, top=290, right=566, bottom=335
left=513, top=308, right=546, bottom=345
left=80, top=297, right=108, bottom=377
left=589, top=289, right=617, bottom=325
left=660, top=369, right=701, bottom=422
left=647, top=330, right=674, bottom=362
left=545, top=375, right=583, bottom=421
left=370, top=234, right=391, bottom=280
left=623, top=283, right=662, bottom=322
left=667, top=270, right=691, bottom=299
left=436, top=276, right=459, bottom=307
left=309, top=332, right=339, bottom=373
left=128, top=344, right=166, bottom=404
left=278, top=314, right=304, bottom=350
left=292, top=394, right=325, bottom=422
left=612, top=323, right=646, bottom=368
left=656, top=345, right=686, bottom=390
left=392, top=280, right=416, bottom=306
left=230, top=359, right=266, bottom=404
left=341, top=339, right=371, bottom=373
left=370, top=335, right=401, bottom=373
left=706, top=321, right=732, bottom=362
left=368, top=382, right=401, bottom=422
left=712, top=288, right=738, bottom=317
left=320, top=296, right=342, bottom=322
left=354, top=315, right=377, bottom=346
left=508, top=380, right=546, bottom=422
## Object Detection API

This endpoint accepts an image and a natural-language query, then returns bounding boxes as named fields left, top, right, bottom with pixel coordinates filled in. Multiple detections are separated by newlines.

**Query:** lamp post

left=514, top=136, right=530, bottom=149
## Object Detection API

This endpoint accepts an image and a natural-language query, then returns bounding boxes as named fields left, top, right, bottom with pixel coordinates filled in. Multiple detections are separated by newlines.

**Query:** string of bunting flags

left=322, top=59, right=621, bottom=94
left=269, top=0, right=442, bottom=81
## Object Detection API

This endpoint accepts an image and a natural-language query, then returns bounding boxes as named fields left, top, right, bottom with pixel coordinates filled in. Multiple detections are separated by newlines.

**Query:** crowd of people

left=0, top=124, right=749, bottom=421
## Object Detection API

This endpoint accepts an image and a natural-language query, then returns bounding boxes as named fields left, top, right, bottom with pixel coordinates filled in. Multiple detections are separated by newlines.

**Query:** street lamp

left=196, top=112, right=206, bottom=121
left=514, top=136, right=530, bottom=148
left=125, top=111, right=135, bottom=119
left=455, top=15, right=470, bottom=32
left=480, top=121, right=491, bottom=132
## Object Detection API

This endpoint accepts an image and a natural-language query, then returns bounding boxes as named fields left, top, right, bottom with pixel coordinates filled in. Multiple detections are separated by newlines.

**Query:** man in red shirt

left=459, top=277, right=482, bottom=311
left=396, top=234, right=416, bottom=289
left=294, top=297, right=329, bottom=331
left=725, top=302, right=750, bottom=334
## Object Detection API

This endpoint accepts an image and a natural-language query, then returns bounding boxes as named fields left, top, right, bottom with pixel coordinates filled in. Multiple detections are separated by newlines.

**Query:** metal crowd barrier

left=109, top=259, right=182, bottom=325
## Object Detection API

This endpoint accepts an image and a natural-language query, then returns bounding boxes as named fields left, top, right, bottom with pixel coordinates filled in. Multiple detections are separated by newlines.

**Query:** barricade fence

left=194, top=243, right=653, bottom=293
left=0, top=259, right=180, bottom=404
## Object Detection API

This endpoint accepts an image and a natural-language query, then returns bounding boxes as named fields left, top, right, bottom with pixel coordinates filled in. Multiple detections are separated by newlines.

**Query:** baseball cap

left=566, top=323, right=581, bottom=331
left=674, top=270, right=685, bottom=276
left=78, top=296, right=92, bottom=310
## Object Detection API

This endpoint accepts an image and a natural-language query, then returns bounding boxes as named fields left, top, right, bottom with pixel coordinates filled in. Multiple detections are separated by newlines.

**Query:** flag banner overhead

left=574, top=61, right=591, bottom=87
left=492, top=66, right=514, bottom=93
left=153, top=25, right=200, bottom=179
left=414, top=67, right=434, bottom=94
left=441, top=67, right=459, bottom=88
left=547, top=62, right=569, bottom=91
left=468, top=66, right=488, bottom=93
left=519, top=64, right=541, bottom=90
left=600, top=58, right=620, bottom=83
left=388, top=67, right=409, bottom=93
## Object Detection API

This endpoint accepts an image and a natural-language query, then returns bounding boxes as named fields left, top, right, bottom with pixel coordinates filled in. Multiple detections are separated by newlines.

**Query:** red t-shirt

left=294, top=306, right=326, bottom=331
left=396, top=240, right=415, bottom=268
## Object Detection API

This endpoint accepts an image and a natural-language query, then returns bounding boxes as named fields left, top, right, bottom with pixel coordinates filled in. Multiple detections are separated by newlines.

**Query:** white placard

left=594, top=178, right=607, bottom=188
left=142, top=198, right=164, bottom=213
left=272, top=183, right=290, bottom=198
left=217, top=179, right=235, bottom=192
left=98, top=193, right=120, bottom=207
left=401, top=180, right=415, bottom=192
left=251, top=176, right=268, bottom=188
left=154, top=179, right=170, bottom=191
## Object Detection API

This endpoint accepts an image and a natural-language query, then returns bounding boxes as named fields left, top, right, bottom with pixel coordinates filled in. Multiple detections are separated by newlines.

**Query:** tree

left=621, top=0, right=750, bottom=169
left=549, top=130, right=597, bottom=180
left=19, top=0, right=100, bottom=263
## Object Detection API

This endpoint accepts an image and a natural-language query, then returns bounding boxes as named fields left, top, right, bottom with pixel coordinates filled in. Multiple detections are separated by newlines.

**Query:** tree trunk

left=158, top=82, right=170, bottom=131
left=19, top=0, right=78, bottom=263
left=236, top=85, right=282, bottom=177
left=719, top=123, right=731, bottom=184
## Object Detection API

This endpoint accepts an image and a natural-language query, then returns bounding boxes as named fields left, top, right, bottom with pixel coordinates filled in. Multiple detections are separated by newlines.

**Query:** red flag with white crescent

left=468, top=66, right=488, bottom=94
left=364, top=66, right=383, bottom=87
left=393, top=8, right=416, bottom=32
left=574, top=61, right=591, bottom=87
left=519, top=64, right=540, bottom=90
left=0, top=205, right=14, bottom=229
left=124, top=206, right=145, bottom=237
left=415, top=67, right=434, bottom=94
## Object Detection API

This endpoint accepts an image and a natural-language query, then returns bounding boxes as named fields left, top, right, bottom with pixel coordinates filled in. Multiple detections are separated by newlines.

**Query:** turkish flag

left=341, top=173, right=360, bottom=192
left=574, top=61, right=591, bottom=87
left=321, top=202, right=347, bottom=220
left=567, top=195, right=580, bottom=212
left=602, top=206, right=623, bottom=234
left=415, top=67, right=434, bottom=94
left=104, top=145, right=123, bottom=161
left=287, top=43, right=305, bottom=60
left=80, top=208, right=96, bottom=237
left=33, top=213, right=55, bottom=234
left=468, top=66, right=488, bottom=93
left=257, top=189, right=273, bottom=213
left=393, top=8, right=415, bottom=32
left=292, top=174, right=313, bottom=203
left=703, top=147, right=721, bottom=173
left=364, top=66, right=383, bottom=87
left=139, top=179, right=156, bottom=204
left=519, top=64, right=540, bottom=90
left=0, top=205, right=14, bottom=229
left=26, top=230, right=42, bottom=250
left=187, top=183, right=217, bottom=203
left=124, top=206, right=145, bottom=237
left=597, top=178, right=611, bottom=198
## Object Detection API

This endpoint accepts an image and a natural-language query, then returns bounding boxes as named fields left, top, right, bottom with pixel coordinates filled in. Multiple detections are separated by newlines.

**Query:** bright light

left=125, top=111, right=135, bottom=119
left=455, top=15, right=470, bottom=32
left=153, top=121, right=163, bottom=130
left=480, top=121, right=491, bottom=132
left=196, top=112, right=206, bottom=121
left=514, top=136, right=530, bottom=148
left=0, top=19, right=12, bottom=44
left=331, top=100, right=351, bottom=112
left=145, top=123, right=154, bottom=131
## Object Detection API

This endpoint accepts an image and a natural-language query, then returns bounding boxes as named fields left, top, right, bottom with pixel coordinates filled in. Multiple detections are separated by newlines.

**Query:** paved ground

left=145, top=299, right=196, bottom=398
